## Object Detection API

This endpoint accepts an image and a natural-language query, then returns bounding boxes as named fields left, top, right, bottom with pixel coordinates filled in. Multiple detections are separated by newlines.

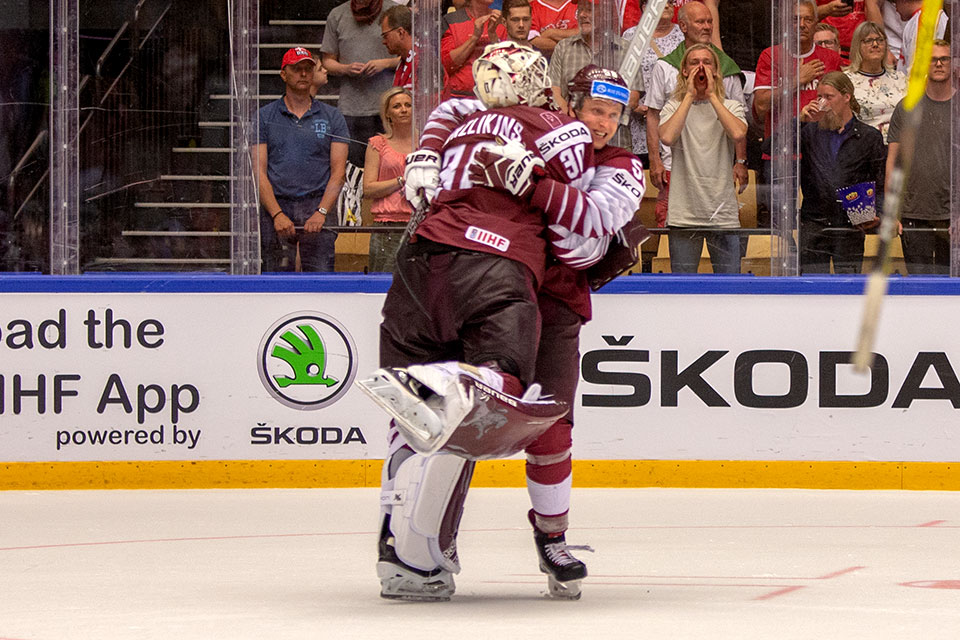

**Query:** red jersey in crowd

left=393, top=50, right=413, bottom=90
left=817, top=0, right=866, bottom=61
left=754, top=43, right=843, bottom=138
left=441, top=18, right=508, bottom=99
left=530, top=0, right=578, bottom=35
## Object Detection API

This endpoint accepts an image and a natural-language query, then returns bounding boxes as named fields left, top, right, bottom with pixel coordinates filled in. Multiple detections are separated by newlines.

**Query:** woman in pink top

left=363, top=87, right=413, bottom=273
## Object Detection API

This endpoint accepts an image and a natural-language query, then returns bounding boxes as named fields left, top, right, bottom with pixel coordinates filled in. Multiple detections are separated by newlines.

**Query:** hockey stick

left=618, top=0, right=670, bottom=89
left=852, top=0, right=943, bottom=373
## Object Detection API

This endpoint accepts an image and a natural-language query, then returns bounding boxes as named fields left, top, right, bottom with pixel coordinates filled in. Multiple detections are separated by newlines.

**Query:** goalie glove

left=403, top=150, right=441, bottom=212
left=468, top=140, right=545, bottom=200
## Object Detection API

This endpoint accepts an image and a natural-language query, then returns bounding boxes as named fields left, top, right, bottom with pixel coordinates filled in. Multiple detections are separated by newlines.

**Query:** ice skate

left=378, top=518, right=455, bottom=601
left=358, top=365, right=474, bottom=454
left=377, top=558, right=456, bottom=602
left=530, top=512, right=591, bottom=600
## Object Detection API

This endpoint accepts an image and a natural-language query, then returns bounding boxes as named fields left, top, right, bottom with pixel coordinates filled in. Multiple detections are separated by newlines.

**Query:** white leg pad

left=381, top=452, right=471, bottom=574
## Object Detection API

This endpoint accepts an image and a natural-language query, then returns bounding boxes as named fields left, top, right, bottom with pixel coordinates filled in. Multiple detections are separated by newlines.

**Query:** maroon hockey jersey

left=539, top=144, right=646, bottom=321
left=414, top=104, right=595, bottom=285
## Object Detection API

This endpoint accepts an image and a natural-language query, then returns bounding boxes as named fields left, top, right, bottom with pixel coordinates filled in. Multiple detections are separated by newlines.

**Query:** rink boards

left=1, top=274, right=959, bottom=490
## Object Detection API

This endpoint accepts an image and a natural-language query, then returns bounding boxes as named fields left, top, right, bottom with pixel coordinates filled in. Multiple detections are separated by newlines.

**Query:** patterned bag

left=336, top=162, right=364, bottom=226
left=836, top=181, right=877, bottom=227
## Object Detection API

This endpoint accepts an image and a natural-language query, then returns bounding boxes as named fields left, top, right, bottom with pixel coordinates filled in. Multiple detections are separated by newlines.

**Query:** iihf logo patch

left=465, top=226, right=510, bottom=252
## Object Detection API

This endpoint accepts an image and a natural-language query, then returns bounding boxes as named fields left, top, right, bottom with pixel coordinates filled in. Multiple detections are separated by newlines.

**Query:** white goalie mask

left=472, top=42, right=550, bottom=108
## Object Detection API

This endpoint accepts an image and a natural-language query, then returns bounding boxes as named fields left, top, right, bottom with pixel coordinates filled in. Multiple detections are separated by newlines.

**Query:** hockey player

left=405, top=65, right=646, bottom=599
left=367, top=42, right=601, bottom=602
left=365, top=51, right=645, bottom=601
left=521, top=65, right=646, bottom=599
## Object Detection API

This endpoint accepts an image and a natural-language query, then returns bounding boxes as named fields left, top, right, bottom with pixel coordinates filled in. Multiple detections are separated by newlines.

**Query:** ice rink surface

left=2, top=487, right=959, bottom=639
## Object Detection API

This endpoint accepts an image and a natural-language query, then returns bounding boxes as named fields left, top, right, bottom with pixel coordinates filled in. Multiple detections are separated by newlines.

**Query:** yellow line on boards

left=1, top=460, right=957, bottom=491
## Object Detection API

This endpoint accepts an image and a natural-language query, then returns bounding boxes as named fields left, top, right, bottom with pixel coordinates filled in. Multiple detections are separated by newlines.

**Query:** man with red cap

left=255, top=47, right=349, bottom=272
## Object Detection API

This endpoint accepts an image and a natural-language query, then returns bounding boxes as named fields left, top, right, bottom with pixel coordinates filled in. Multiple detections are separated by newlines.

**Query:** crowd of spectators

left=257, top=0, right=952, bottom=275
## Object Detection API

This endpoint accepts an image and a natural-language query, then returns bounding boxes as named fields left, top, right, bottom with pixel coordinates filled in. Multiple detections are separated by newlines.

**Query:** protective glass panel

left=21, top=0, right=960, bottom=277
left=951, top=17, right=959, bottom=278
left=73, top=0, right=232, bottom=272
left=2, top=1, right=51, bottom=272
left=231, top=0, right=259, bottom=275
left=630, top=0, right=760, bottom=275
left=260, top=0, right=393, bottom=274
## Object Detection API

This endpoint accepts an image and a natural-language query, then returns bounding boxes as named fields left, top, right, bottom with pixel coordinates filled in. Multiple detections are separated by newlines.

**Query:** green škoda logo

left=258, top=312, right=358, bottom=409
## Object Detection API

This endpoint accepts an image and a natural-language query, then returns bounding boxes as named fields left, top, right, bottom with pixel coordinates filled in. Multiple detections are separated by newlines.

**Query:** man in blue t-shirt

left=257, top=47, right=349, bottom=272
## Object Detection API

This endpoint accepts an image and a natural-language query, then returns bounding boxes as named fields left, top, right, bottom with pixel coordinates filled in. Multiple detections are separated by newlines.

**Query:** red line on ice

left=0, top=530, right=372, bottom=552
left=916, top=520, right=947, bottom=527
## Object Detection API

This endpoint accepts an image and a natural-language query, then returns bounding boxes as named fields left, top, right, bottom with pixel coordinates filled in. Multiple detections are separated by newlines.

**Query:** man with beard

left=753, top=0, right=842, bottom=225
left=798, top=70, right=885, bottom=274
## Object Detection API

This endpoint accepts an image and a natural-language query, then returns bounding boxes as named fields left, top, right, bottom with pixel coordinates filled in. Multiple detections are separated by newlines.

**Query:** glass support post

left=411, top=0, right=443, bottom=143
left=951, top=10, right=959, bottom=277
left=770, top=0, right=801, bottom=276
left=50, top=0, right=80, bottom=274
left=230, top=0, right=260, bottom=274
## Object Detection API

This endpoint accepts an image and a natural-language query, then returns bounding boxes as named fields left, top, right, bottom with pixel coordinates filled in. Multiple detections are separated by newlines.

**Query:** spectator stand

left=12, top=0, right=959, bottom=277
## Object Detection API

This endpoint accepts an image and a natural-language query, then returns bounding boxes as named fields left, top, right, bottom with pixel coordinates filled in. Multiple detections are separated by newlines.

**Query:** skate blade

left=357, top=370, right=447, bottom=454
left=546, top=575, right=582, bottom=600
left=377, top=561, right=454, bottom=602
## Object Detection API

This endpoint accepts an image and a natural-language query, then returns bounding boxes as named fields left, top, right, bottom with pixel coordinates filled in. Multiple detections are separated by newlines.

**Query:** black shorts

left=379, top=244, right=541, bottom=385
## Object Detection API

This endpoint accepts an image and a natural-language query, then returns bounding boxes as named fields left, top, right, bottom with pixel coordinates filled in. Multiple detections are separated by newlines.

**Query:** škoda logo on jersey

left=535, top=122, right=591, bottom=162
left=257, top=312, right=358, bottom=409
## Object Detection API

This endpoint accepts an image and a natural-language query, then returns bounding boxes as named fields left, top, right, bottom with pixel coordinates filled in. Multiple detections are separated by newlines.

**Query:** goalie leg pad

left=381, top=451, right=475, bottom=574
left=358, top=364, right=477, bottom=455
left=360, top=361, right=568, bottom=459
left=440, top=376, right=569, bottom=460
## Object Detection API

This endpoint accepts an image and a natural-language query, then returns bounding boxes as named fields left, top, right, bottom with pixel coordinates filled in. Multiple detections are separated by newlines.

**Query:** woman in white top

left=659, top=44, right=747, bottom=274
left=843, top=21, right=906, bottom=142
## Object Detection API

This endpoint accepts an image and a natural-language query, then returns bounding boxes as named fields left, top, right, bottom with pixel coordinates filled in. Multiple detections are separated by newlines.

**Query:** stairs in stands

left=114, top=11, right=338, bottom=271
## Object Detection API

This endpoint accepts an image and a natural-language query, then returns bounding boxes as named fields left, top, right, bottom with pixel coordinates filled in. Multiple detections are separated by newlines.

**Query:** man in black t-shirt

left=886, top=40, right=954, bottom=274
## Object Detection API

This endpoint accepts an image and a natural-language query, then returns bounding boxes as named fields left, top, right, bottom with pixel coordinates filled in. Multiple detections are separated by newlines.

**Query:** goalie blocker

left=359, top=362, right=569, bottom=459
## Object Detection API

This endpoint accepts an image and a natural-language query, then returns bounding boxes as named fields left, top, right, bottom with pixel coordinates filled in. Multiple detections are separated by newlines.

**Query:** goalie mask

left=473, top=42, right=551, bottom=108
left=566, top=64, right=630, bottom=114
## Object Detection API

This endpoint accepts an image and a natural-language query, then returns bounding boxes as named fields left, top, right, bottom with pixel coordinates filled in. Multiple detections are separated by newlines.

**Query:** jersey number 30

left=559, top=146, right=585, bottom=180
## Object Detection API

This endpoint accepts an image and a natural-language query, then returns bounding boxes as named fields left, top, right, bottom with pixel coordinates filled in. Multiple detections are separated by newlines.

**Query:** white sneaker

left=358, top=365, right=474, bottom=454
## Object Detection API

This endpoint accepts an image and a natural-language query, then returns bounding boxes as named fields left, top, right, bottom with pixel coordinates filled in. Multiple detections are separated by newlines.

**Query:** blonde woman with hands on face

left=363, top=87, right=413, bottom=273
left=659, top=44, right=747, bottom=274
